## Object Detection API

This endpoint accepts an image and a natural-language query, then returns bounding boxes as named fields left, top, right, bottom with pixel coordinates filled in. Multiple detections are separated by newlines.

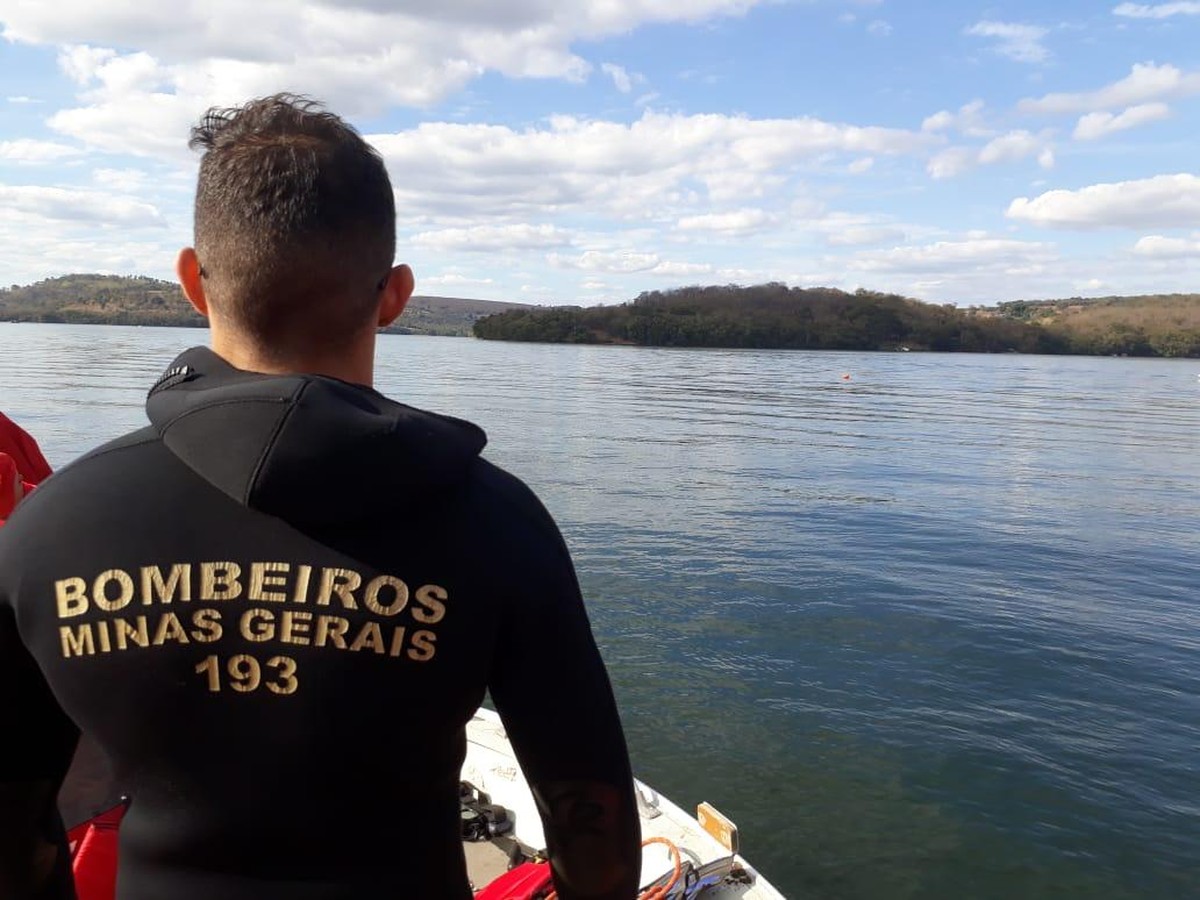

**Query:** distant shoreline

left=4, top=276, right=1199, bottom=357
left=471, top=285, right=1200, bottom=359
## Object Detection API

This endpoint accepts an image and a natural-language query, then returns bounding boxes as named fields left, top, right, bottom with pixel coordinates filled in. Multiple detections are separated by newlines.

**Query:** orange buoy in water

left=841, top=373, right=851, bottom=381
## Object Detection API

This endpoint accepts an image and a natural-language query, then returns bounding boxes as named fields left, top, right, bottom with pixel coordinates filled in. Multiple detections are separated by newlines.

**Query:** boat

left=462, top=707, right=787, bottom=898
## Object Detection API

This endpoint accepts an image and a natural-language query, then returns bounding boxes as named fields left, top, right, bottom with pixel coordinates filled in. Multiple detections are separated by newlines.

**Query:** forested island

left=3, top=275, right=1199, bottom=357
left=0, top=274, right=528, bottom=337
left=474, top=284, right=1200, bottom=358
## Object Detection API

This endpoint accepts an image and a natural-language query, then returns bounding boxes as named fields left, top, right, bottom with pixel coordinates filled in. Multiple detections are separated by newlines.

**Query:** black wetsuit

left=0, top=347, right=634, bottom=899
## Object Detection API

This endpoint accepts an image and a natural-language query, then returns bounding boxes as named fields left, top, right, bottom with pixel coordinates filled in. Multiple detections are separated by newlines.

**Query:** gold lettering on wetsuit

left=200, top=562, right=242, bottom=601
left=316, top=568, right=361, bottom=609
left=59, top=608, right=223, bottom=659
left=93, top=570, right=135, bottom=612
left=249, top=563, right=290, bottom=603
left=240, top=609, right=275, bottom=642
left=280, top=610, right=312, bottom=646
left=413, top=584, right=447, bottom=624
left=50, top=563, right=452, bottom=694
left=314, top=615, right=350, bottom=649
left=55, top=578, right=89, bottom=618
left=363, top=575, right=407, bottom=617
left=141, top=565, right=192, bottom=605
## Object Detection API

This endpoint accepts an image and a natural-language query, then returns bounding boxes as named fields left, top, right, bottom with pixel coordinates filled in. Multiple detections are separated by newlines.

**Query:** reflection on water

left=2, top=324, right=1198, bottom=899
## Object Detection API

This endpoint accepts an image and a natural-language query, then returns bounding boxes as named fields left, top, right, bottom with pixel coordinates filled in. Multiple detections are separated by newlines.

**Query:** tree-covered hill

left=0, top=274, right=529, bottom=336
left=5, top=276, right=1199, bottom=356
left=474, top=284, right=1200, bottom=357
left=475, top=284, right=1068, bottom=354
left=994, top=294, right=1200, bottom=357
left=0, top=274, right=200, bottom=327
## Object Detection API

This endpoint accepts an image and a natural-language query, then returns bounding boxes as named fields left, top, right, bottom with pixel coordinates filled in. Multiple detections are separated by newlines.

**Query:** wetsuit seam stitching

left=243, top=382, right=309, bottom=505
left=72, top=432, right=160, bottom=463
left=156, top=396, right=292, bottom=433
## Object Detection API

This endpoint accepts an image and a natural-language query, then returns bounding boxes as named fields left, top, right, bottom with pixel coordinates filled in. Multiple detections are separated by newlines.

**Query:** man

left=0, top=94, right=640, bottom=900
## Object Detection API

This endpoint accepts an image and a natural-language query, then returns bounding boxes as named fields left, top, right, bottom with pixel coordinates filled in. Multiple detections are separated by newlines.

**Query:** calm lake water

left=2, top=323, right=1198, bottom=899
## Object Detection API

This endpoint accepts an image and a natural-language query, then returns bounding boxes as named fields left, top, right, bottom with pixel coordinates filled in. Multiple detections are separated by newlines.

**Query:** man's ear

left=177, top=247, right=209, bottom=318
left=378, top=264, right=415, bottom=328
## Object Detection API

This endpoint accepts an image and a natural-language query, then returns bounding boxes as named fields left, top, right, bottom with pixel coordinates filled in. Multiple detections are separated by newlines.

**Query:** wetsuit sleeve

left=488, top=516, right=640, bottom=900
left=0, top=592, right=80, bottom=899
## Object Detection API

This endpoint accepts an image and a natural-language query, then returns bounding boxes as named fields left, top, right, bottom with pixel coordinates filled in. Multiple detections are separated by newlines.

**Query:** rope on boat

left=637, top=837, right=683, bottom=900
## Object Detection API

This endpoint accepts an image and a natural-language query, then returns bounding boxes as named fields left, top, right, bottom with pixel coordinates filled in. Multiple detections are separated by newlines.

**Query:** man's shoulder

left=40, top=426, right=161, bottom=489
left=467, top=458, right=556, bottom=524
left=461, top=458, right=574, bottom=556
left=0, top=427, right=161, bottom=534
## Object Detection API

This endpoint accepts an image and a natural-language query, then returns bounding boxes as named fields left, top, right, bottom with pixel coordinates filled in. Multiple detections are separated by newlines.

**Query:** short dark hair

left=189, top=94, right=396, bottom=353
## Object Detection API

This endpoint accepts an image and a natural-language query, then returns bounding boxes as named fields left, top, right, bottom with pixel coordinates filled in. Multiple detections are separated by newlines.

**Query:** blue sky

left=1, top=0, right=1199, bottom=306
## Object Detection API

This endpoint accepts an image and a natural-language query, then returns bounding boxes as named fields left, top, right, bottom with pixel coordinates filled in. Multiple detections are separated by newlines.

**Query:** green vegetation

left=5, top=276, right=1199, bottom=356
left=994, top=294, right=1200, bottom=358
left=475, top=284, right=1068, bottom=354
left=474, top=284, right=1200, bottom=357
left=0, top=274, right=529, bottom=336
left=0, top=274, right=203, bottom=327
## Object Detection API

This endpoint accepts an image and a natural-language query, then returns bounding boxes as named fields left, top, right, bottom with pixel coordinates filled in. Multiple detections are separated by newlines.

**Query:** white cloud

left=978, top=130, right=1046, bottom=166
left=0, top=139, right=84, bottom=163
left=6, top=96, right=42, bottom=104
left=369, top=111, right=931, bottom=222
left=1113, top=2, right=1200, bottom=18
left=549, top=249, right=661, bottom=273
left=849, top=238, right=1057, bottom=272
left=922, top=110, right=954, bottom=132
left=0, top=232, right=180, bottom=286
left=4, top=1, right=767, bottom=120
left=1131, top=234, right=1200, bottom=257
left=867, top=19, right=892, bottom=36
left=965, top=21, right=1050, bottom=64
left=921, top=99, right=990, bottom=137
left=91, top=167, right=152, bottom=191
left=1020, top=62, right=1200, bottom=114
left=825, top=225, right=906, bottom=247
left=420, top=272, right=496, bottom=288
left=676, top=209, right=772, bottom=232
left=847, top=156, right=874, bottom=174
left=1072, top=102, right=1171, bottom=139
left=600, top=62, right=634, bottom=93
left=413, top=223, right=574, bottom=252
left=1007, top=174, right=1200, bottom=229
left=0, top=184, right=167, bottom=228
left=650, top=261, right=714, bottom=276
left=927, top=147, right=977, bottom=179
left=845, top=238, right=1061, bottom=294
left=57, top=45, right=119, bottom=84
left=927, top=131, right=1051, bottom=178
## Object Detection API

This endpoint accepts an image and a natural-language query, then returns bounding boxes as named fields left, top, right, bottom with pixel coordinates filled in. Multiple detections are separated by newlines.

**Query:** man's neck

left=209, top=329, right=376, bottom=387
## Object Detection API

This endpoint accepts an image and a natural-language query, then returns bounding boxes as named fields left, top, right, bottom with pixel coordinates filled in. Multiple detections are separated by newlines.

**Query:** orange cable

left=542, top=836, right=683, bottom=900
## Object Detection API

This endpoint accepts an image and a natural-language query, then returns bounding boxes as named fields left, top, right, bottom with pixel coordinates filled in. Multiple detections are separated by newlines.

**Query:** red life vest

left=0, top=411, right=51, bottom=524
left=474, top=861, right=555, bottom=900
left=67, top=803, right=128, bottom=900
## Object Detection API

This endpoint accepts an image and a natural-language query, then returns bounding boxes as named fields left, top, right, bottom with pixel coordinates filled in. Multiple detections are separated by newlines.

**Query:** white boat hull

left=463, top=708, right=787, bottom=898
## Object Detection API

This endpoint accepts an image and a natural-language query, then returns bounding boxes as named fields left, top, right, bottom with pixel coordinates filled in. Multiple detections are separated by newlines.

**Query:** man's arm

left=0, top=601, right=80, bottom=899
left=488, top=515, right=640, bottom=900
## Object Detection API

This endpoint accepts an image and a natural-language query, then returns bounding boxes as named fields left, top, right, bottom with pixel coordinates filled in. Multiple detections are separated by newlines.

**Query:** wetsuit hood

left=145, top=346, right=487, bottom=526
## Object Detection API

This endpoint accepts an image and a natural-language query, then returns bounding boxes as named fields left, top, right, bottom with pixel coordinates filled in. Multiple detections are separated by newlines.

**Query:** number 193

left=194, top=654, right=299, bottom=695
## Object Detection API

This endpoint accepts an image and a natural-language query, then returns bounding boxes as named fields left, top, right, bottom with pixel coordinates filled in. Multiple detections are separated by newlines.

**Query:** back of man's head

left=189, top=94, right=396, bottom=356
